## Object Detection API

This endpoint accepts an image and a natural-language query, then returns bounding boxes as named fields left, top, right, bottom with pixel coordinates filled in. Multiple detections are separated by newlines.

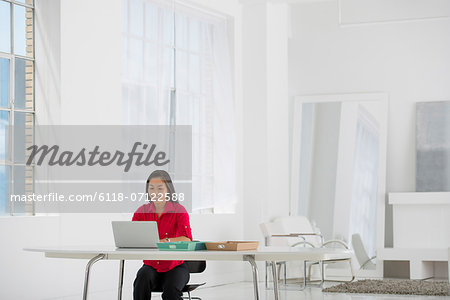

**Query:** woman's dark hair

left=145, top=170, right=177, bottom=202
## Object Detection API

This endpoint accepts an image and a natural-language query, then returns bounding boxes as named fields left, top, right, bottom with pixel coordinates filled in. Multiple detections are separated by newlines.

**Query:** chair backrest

left=259, top=222, right=289, bottom=247
left=273, top=216, right=314, bottom=233
left=272, top=216, right=322, bottom=247
left=184, top=260, right=206, bottom=273
left=351, top=233, right=374, bottom=269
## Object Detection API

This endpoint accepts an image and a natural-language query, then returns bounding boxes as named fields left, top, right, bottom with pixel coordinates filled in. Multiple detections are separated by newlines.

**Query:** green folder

left=157, top=241, right=207, bottom=251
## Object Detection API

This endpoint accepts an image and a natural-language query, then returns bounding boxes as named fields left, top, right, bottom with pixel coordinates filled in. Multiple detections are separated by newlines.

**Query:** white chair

left=307, top=239, right=354, bottom=283
left=272, top=216, right=322, bottom=247
left=352, top=233, right=376, bottom=271
left=260, top=216, right=354, bottom=287
left=259, top=222, right=288, bottom=287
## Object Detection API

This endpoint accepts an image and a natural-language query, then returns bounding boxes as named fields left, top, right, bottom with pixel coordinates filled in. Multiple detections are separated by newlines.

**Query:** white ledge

left=380, top=248, right=448, bottom=261
left=388, top=192, right=450, bottom=205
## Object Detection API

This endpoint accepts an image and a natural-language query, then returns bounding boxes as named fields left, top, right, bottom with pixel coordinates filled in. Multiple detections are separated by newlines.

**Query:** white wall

left=241, top=0, right=291, bottom=237
left=35, top=0, right=61, bottom=126
left=59, top=0, right=122, bottom=125
left=288, top=0, right=450, bottom=250
left=1, top=0, right=247, bottom=299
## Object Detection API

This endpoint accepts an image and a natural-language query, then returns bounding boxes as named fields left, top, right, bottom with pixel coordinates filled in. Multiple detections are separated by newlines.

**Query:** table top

left=24, top=245, right=352, bottom=261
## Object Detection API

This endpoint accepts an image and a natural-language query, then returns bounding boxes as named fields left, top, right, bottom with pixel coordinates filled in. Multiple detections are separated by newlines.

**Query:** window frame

left=0, top=0, right=35, bottom=216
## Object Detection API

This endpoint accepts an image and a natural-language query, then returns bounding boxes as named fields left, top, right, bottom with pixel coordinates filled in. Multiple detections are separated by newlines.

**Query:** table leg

left=243, top=255, right=260, bottom=300
left=265, top=261, right=268, bottom=289
left=299, top=260, right=307, bottom=291
left=83, top=254, right=105, bottom=300
left=320, top=260, right=324, bottom=288
left=118, top=260, right=125, bottom=300
left=271, top=261, right=279, bottom=300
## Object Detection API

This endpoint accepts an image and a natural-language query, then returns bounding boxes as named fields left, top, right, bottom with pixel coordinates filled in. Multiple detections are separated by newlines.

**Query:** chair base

left=154, top=282, right=205, bottom=300
left=182, top=290, right=202, bottom=300
left=265, top=259, right=354, bottom=291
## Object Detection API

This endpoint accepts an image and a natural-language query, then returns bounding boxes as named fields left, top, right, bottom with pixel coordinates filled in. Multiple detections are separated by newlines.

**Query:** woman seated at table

left=132, top=170, right=192, bottom=300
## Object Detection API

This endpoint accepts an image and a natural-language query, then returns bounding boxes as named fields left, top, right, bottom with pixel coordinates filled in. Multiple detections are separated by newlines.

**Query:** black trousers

left=133, top=262, right=190, bottom=300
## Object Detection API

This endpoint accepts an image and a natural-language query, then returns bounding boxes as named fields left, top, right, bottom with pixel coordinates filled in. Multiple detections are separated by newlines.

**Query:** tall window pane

left=0, top=1, right=11, bottom=53
left=14, top=5, right=33, bottom=57
left=128, top=38, right=144, bottom=81
left=162, top=8, right=173, bottom=45
left=14, top=111, right=33, bottom=164
left=15, top=58, right=26, bottom=108
left=13, top=165, right=33, bottom=214
left=0, top=57, right=10, bottom=107
left=129, top=0, right=144, bottom=37
left=122, top=0, right=128, bottom=33
left=14, top=4, right=26, bottom=56
left=175, top=14, right=187, bottom=49
left=14, top=58, right=33, bottom=109
left=0, top=110, right=9, bottom=162
left=0, top=165, right=11, bottom=214
left=144, top=2, right=158, bottom=41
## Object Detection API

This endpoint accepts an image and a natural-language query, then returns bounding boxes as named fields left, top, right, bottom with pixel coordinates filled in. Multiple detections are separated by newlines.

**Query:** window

left=0, top=0, right=35, bottom=215
left=122, top=0, right=236, bottom=213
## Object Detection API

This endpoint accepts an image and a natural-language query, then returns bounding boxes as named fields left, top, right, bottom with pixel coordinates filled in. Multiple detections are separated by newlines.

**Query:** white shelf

left=388, top=191, right=450, bottom=248
left=380, top=247, right=449, bottom=280
left=380, top=248, right=448, bottom=261
left=389, top=192, right=450, bottom=205
left=387, top=192, right=450, bottom=280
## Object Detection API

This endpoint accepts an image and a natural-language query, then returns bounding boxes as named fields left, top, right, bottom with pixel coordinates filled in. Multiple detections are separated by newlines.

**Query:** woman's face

left=147, top=177, right=169, bottom=203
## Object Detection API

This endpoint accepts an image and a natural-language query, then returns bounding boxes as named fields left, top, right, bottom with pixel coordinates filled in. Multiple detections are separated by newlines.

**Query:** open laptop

left=112, top=221, right=159, bottom=248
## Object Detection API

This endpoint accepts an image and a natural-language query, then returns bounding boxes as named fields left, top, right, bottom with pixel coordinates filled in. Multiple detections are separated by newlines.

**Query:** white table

left=24, top=246, right=351, bottom=300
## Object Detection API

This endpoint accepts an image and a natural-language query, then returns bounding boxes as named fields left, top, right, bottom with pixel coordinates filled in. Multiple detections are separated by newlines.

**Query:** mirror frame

left=290, top=92, right=388, bottom=278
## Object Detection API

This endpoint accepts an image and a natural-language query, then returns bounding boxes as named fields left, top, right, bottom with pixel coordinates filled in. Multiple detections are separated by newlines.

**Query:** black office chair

left=181, top=261, right=206, bottom=300
left=153, top=260, right=206, bottom=300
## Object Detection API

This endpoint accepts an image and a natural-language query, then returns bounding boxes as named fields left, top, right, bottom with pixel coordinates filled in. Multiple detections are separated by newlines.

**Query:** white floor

left=183, top=281, right=449, bottom=300
left=58, top=281, right=450, bottom=300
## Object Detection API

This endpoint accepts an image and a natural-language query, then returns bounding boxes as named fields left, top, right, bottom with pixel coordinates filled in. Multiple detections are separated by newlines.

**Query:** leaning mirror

left=290, top=93, right=387, bottom=278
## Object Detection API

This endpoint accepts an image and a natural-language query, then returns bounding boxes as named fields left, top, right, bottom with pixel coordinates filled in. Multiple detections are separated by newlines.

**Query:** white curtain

left=122, top=0, right=236, bottom=213
left=122, top=0, right=173, bottom=125
left=209, top=18, right=236, bottom=213
left=348, top=105, right=379, bottom=258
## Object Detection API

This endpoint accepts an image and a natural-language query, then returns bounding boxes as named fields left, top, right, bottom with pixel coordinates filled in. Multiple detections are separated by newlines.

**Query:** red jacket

left=132, top=201, right=193, bottom=272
